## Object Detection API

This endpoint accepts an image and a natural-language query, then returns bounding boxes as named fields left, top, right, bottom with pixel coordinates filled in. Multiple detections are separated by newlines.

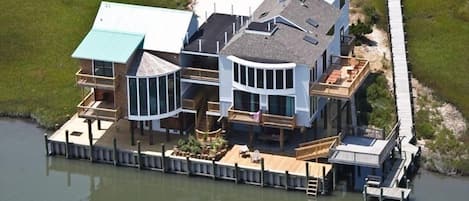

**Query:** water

left=0, top=118, right=468, bottom=201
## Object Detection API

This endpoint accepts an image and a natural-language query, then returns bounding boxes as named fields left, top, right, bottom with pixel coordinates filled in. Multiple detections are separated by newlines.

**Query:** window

left=326, top=25, right=335, bottom=36
left=266, top=70, right=274, bottom=89
left=286, top=69, right=293, bottom=88
left=93, top=60, right=113, bottom=77
left=234, top=90, right=259, bottom=112
left=240, top=65, right=246, bottom=85
left=276, top=70, right=283, bottom=89
left=256, top=69, right=264, bottom=88
left=340, top=0, right=346, bottom=9
left=268, top=95, right=295, bottom=117
left=149, top=78, right=157, bottom=115
left=322, top=50, right=327, bottom=73
left=310, top=96, right=318, bottom=116
left=234, top=63, right=239, bottom=82
left=129, top=78, right=137, bottom=115
left=138, top=78, right=148, bottom=115
left=248, top=67, right=255, bottom=87
left=168, top=74, right=175, bottom=112
left=176, top=72, right=181, bottom=108
left=159, top=76, right=167, bottom=114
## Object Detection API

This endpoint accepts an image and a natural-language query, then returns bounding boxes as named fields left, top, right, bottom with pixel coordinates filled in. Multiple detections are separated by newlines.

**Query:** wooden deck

left=220, top=145, right=332, bottom=177
left=365, top=186, right=411, bottom=200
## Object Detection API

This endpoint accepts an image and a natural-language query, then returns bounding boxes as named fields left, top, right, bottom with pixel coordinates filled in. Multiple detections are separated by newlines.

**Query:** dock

left=362, top=0, right=420, bottom=200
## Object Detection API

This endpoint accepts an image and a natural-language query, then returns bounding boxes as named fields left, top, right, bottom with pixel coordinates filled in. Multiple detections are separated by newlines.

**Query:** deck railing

left=181, top=67, right=219, bottom=83
left=310, top=56, right=370, bottom=99
left=77, top=92, right=119, bottom=121
left=227, top=107, right=260, bottom=126
left=262, top=113, right=296, bottom=130
left=75, top=69, right=116, bottom=90
left=207, top=101, right=220, bottom=113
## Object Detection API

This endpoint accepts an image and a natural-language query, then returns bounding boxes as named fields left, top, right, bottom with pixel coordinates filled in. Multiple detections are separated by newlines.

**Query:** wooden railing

left=75, top=69, right=116, bottom=90
left=262, top=113, right=296, bottom=130
left=296, top=134, right=341, bottom=161
left=227, top=107, right=260, bottom=125
left=182, top=91, right=206, bottom=110
left=195, top=128, right=223, bottom=142
left=77, top=92, right=119, bottom=121
left=181, top=67, right=219, bottom=83
left=310, top=56, right=370, bottom=99
left=207, top=101, right=220, bottom=113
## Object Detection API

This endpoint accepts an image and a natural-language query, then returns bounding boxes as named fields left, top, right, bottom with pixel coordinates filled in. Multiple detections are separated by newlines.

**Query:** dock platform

left=365, top=186, right=411, bottom=200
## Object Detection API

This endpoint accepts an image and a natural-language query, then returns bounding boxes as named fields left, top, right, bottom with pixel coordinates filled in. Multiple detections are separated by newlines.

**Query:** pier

left=363, top=0, right=420, bottom=200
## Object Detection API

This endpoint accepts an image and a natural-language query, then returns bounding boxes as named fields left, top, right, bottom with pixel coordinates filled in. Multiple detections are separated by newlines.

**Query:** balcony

left=227, top=107, right=296, bottom=129
left=182, top=90, right=206, bottom=111
left=181, top=67, right=219, bottom=83
left=76, top=69, right=117, bottom=90
left=207, top=101, right=220, bottom=114
left=310, top=56, right=370, bottom=99
left=77, top=92, right=119, bottom=121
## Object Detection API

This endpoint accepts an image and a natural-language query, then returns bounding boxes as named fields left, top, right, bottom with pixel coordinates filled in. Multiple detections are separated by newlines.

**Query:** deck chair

left=251, top=150, right=261, bottom=163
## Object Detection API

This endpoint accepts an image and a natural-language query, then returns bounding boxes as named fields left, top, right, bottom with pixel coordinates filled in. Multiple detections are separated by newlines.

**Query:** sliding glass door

left=233, top=90, right=259, bottom=112
left=268, top=95, right=295, bottom=117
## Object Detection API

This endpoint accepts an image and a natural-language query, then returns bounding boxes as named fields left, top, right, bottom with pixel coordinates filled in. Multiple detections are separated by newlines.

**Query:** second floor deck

left=76, top=69, right=118, bottom=90
left=227, top=107, right=296, bottom=130
left=77, top=92, right=120, bottom=122
left=310, top=56, right=370, bottom=99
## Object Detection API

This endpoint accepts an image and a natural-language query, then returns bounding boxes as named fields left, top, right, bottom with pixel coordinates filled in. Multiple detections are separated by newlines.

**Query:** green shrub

left=415, top=109, right=436, bottom=139
left=456, top=1, right=469, bottom=22
left=364, top=5, right=380, bottom=25
left=349, top=19, right=373, bottom=44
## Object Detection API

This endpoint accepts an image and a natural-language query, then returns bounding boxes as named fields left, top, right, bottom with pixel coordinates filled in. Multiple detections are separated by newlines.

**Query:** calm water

left=0, top=118, right=468, bottom=201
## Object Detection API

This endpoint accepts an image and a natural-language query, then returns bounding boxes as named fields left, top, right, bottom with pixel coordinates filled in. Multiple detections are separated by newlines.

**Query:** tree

left=349, top=19, right=372, bottom=42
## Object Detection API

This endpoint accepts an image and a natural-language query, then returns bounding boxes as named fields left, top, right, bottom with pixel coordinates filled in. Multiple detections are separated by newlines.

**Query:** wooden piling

left=363, top=185, right=368, bottom=201
left=65, top=130, right=70, bottom=159
left=88, top=119, right=93, bottom=162
left=44, top=134, right=49, bottom=156
left=332, top=165, right=336, bottom=190
left=139, top=121, right=144, bottom=136
left=406, top=179, right=410, bottom=188
left=212, top=159, right=217, bottom=180
left=165, top=128, right=170, bottom=142
left=379, top=187, right=383, bottom=201
left=260, top=158, right=265, bottom=187
left=161, top=143, right=166, bottom=173
left=322, top=166, right=326, bottom=194
left=130, top=121, right=135, bottom=146
left=137, top=141, right=142, bottom=170
left=284, top=171, right=289, bottom=191
left=234, top=163, right=239, bottom=184
left=97, top=120, right=101, bottom=130
left=305, top=162, right=310, bottom=189
left=113, top=138, right=118, bottom=166
left=400, top=190, right=405, bottom=201
left=186, top=156, right=191, bottom=176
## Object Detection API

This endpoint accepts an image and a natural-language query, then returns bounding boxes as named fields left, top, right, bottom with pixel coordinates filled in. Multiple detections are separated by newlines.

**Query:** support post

left=332, top=165, right=336, bottom=191
left=234, top=163, right=239, bottom=184
left=87, top=119, right=93, bottom=162
left=130, top=120, right=135, bottom=146
left=139, top=121, right=144, bottom=136
left=324, top=103, right=328, bottom=130
left=248, top=125, right=254, bottom=147
left=285, top=171, right=289, bottom=191
left=161, top=144, right=166, bottom=173
left=279, top=129, right=284, bottom=151
left=44, top=134, right=50, bottom=156
left=400, top=190, right=405, bottom=201
left=260, top=158, right=265, bottom=187
left=350, top=96, right=358, bottom=135
left=186, top=156, right=191, bottom=176
left=212, top=159, right=217, bottom=180
left=337, top=99, right=342, bottom=132
left=322, top=166, right=326, bottom=195
left=137, top=141, right=142, bottom=170
left=406, top=179, right=410, bottom=188
left=305, top=162, right=310, bottom=188
left=113, top=138, right=118, bottom=166
left=149, top=121, right=154, bottom=145
left=379, top=187, right=383, bottom=201
left=165, top=128, right=170, bottom=142
left=97, top=120, right=101, bottom=130
left=65, top=130, right=70, bottom=159
left=363, top=185, right=368, bottom=201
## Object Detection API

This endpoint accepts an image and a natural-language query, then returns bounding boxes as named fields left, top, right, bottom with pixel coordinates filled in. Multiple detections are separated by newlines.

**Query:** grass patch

left=0, top=0, right=190, bottom=128
left=351, top=0, right=388, bottom=30
left=403, top=0, right=469, bottom=120
left=356, top=72, right=396, bottom=133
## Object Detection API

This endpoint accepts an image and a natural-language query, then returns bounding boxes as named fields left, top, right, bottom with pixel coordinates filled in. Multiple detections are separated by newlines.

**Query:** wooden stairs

left=295, top=135, right=340, bottom=161
left=306, top=177, right=319, bottom=197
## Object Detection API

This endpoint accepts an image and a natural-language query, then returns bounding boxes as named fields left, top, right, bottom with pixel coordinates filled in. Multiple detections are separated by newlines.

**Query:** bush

left=364, top=5, right=380, bottom=25
left=415, top=109, right=436, bottom=139
left=349, top=19, right=373, bottom=43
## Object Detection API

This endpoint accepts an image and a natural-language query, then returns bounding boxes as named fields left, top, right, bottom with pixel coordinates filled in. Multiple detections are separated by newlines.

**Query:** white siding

left=218, top=55, right=233, bottom=117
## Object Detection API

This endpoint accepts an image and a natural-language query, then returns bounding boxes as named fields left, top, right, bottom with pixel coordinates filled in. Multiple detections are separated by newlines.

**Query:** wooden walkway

left=372, top=0, right=419, bottom=197
left=220, top=145, right=332, bottom=177
left=365, top=186, right=411, bottom=200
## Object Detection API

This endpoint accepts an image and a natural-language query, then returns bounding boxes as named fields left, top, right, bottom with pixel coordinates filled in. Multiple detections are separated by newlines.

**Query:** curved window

left=139, top=78, right=148, bottom=115
left=149, top=78, right=157, bottom=115
left=129, top=78, right=138, bottom=115
left=168, top=74, right=175, bottom=112
left=159, top=76, right=167, bottom=114
left=233, top=62, right=294, bottom=90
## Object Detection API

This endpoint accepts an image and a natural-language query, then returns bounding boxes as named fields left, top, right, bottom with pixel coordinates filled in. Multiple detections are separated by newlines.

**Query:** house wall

left=218, top=55, right=233, bottom=117
left=79, top=59, right=92, bottom=74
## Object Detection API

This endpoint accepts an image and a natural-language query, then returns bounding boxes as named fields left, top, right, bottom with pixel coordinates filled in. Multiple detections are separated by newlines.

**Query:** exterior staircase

left=295, top=135, right=341, bottom=161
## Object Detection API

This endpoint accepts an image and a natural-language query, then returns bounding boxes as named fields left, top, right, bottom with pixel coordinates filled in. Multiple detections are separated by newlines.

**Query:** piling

left=65, top=130, right=70, bottom=159
left=406, top=179, right=410, bottom=188
left=305, top=162, right=310, bottom=188
left=161, top=143, right=166, bottom=173
left=363, top=185, right=368, bottom=201
left=113, top=138, right=118, bottom=166
left=88, top=119, right=93, bottom=162
left=186, top=157, right=191, bottom=176
left=234, top=163, right=239, bottom=184
left=284, top=171, right=289, bottom=191
left=260, top=158, right=265, bottom=187
left=212, top=159, right=217, bottom=180
left=322, top=166, right=326, bottom=194
left=400, top=190, right=405, bottom=201
left=97, top=120, right=101, bottom=130
left=44, top=134, right=49, bottom=156
left=137, top=141, right=142, bottom=170
left=379, top=187, right=383, bottom=201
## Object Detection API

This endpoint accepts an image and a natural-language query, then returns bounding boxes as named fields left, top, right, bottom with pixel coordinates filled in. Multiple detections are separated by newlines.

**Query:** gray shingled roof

left=128, top=51, right=180, bottom=77
left=221, top=0, right=340, bottom=66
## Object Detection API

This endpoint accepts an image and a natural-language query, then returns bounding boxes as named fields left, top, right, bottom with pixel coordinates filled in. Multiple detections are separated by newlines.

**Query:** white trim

left=128, top=108, right=183, bottom=121
left=232, top=81, right=295, bottom=96
left=244, top=27, right=279, bottom=36
left=182, top=109, right=197, bottom=114
left=180, top=78, right=219, bottom=86
left=259, top=15, right=307, bottom=33
left=127, top=77, right=131, bottom=116
left=136, top=77, right=140, bottom=116
left=227, top=55, right=296, bottom=69
left=181, top=50, right=219, bottom=58
left=166, top=74, right=169, bottom=114
left=146, top=77, right=150, bottom=117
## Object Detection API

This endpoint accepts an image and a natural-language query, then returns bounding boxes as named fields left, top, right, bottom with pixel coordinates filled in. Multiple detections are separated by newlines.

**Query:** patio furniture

left=251, top=150, right=261, bottom=163
left=239, top=145, right=249, bottom=157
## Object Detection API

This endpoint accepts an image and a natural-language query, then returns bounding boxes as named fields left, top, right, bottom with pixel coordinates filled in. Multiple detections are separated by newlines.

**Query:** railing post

left=285, top=170, right=289, bottom=191
left=137, top=141, right=142, bottom=170
left=65, top=130, right=70, bottom=159
left=113, top=137, right=118, bottom=166
left=305, top=162, right=309, bottom=188
left=186, top=156, right=191, bottom=176
left=379, top=187, right=383, bottom=201
left=363, top=185, right=368, bottom=201
left=88, top=119, right=93, bottom=163
left=260, top=158, right=265, bottom=187
left=212, top=159, right=217, bottom=180
left=161, top=143, right=166, bottom=173
left=322, top=166, right=326, bottom=195
left=234, top=163, right=239, bottom=184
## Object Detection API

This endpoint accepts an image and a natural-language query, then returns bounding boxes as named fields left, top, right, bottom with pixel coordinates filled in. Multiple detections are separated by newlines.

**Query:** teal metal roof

left=72, top=29, right=144, bottom=63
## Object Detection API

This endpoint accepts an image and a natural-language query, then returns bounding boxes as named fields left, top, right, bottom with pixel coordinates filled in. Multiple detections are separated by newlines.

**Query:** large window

left=149, top=78, right=157, bottom=115
left=93, top=60, right=113, bottom=77
left=248, top=68, right=254, bottom=87
left=276, top=70, right=284, bottom=89
left=168, top=74, right=175, bottom=112
left=268, top=95, right=295, bottom=117
left=159, top=76, right=167, bottom=114
left=129, top=78, right=138, bottom=115
left=234, top=90, right=259, bottom=112
left=138, top=78, right=148, bottom=115
left=234, top=63, right=239, bottom=82
left=266, top=70, right=274, bottom=89
left=240, top=65, right=246, bottom=85
left=256, top=69, right=263, bottom=88
left=232, top=62, right=294, bottom=90
left=176, top=72, right=181, bottom=108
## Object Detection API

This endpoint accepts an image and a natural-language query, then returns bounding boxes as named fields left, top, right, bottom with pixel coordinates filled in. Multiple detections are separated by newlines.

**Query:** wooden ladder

left=306, top=177, right=319, bottom=197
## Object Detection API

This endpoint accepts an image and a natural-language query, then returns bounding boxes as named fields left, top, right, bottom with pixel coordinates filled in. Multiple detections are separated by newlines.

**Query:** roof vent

left=246, top=22, right=278, bottom=36
left=306, top=18, right=319, bottom=28
left=303, top=35, right=318, bottom=45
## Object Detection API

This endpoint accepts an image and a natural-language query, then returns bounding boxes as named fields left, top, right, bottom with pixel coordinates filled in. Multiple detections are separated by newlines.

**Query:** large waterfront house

left=71, top=0, right=401, bottom=192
